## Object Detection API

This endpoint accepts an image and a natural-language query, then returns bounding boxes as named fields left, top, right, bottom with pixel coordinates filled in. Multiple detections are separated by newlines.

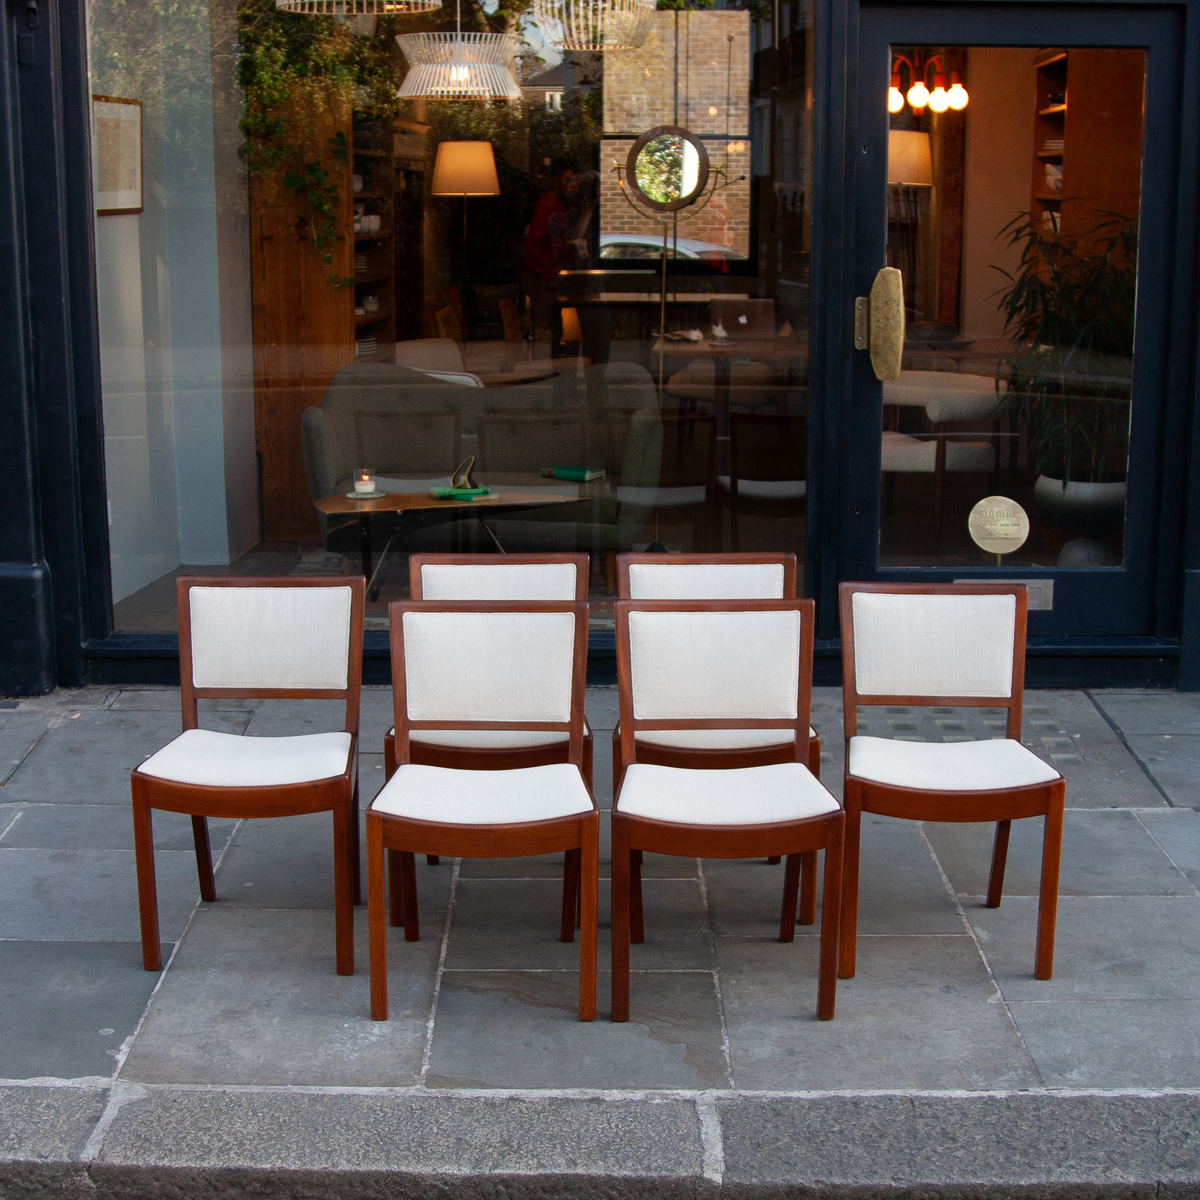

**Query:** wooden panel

left=1061, top=49, right=1145, bottom=247
left=251, top=88, right=355, bottom=540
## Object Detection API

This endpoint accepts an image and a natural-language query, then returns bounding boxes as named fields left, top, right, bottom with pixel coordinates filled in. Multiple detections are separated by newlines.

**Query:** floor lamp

left=432, top=140, right=501, bottom=301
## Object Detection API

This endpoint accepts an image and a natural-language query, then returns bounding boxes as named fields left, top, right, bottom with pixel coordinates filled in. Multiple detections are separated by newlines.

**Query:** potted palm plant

left=994, top=213, right=1136, bottom=564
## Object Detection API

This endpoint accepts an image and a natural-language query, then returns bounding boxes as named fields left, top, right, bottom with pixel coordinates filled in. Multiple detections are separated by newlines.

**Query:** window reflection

left=88, top=0, right=814, bottom=631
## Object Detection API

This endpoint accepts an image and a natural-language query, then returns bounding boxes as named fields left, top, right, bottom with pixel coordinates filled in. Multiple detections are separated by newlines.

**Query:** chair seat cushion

left=617, top=761, right=839, bottom=825
left=716, top=476, right=808, bottom=499
left=371, top=762, right=593, bottom=824
left=387, top=718, right=588, bottom=749
left=632, top=726, right=817, bottom=750
left=848, top=736, right=1061, bottom=791
left=137, top=729, right=353, bottom=788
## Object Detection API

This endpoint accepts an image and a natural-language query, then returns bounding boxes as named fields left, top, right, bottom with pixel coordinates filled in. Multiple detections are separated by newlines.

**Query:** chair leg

left=578, top=815, right=599, bottom=1021
left=611, top=817, right=631, bottom=1021
left=808, top=732, right=822, bottom=779
left=1035, top=787, right=1066, bottom=980
left=767, top=856, right=782, bottom=865
left=779, top=854, right=801, bottom=941
left=132, top=790, right=162, bottom=971
left=351, top=775, right=362, bottom=905
left=799, top=850, right=818, bottom=925
left=561, top=848, right=580, bottom=943
left=367, top=813, right=388, bottom=1020
left=816, top=815, right=845, bottom=1020
left=630, top=848, right=645, bottom=943
left=611, top=726, right=623, bottom=800
left=933, top=430, right=947, bottom=538
left=838, top=782, right=862, bottom=979
left=605, top=550, right=617, bottom=595
left=987, top=820, right=1012, bottom=908
left=426, top=856, right=440, bottom=865
left=387, top=849, right=406, bottom=927
left=191, top=815, right=216, bottom=902
left=332, top=800, right=355, bottom=975
left=400, top=851, right=420, bottom=942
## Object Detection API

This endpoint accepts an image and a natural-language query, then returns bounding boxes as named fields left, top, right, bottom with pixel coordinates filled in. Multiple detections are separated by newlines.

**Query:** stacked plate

left=354, top=252, right=370, bottom=275
left=356, top=336, right=377, bottom=358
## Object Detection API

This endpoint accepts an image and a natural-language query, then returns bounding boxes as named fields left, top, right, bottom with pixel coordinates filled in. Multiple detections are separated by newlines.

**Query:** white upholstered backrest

left=851, top=592, right=1016, bottom=698
left=402, top=610, right=576, bottom=722
left=627, top=562, right=786, bottom=599
left=627, top=609, right=800, bottom=720
left=189, top=586, right=352, bottom=690
left=419, top=563, right=578, bottom=601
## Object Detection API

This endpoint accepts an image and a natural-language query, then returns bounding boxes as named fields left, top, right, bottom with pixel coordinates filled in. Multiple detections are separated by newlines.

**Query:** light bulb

left=708, top=105, right=718, bottom=116
left=947, top=74, right=969, bottom=109
left=888, top=86, right=905, bottom=112
left=928, top=85, right=949, bottom=112
left=907, top=80, right=929, bottom=109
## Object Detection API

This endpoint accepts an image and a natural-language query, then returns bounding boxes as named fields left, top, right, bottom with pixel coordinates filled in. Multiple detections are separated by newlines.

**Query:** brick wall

left=599, top=11, right=751, bottom=255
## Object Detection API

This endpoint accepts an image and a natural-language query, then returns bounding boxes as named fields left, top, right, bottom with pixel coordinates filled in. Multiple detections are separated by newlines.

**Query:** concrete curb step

left=3, top=1085, right=1199, bottom=1199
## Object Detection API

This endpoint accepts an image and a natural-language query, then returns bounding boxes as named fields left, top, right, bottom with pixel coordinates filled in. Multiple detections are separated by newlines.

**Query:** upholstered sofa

left=299, top=358, right=669, bottom=556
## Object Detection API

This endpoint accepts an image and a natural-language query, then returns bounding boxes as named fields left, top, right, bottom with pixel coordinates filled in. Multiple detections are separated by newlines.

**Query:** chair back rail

left=177, top=575, right=365, bottom=734
left=410, top=553, right=589, bottom=601
left=615, top=598, right=814, bottom=769
left=390, top=601, right=589, bottom=768
left=617, top=552, right=797, bottom=599
left=839, top=582, right=1029, bottom=740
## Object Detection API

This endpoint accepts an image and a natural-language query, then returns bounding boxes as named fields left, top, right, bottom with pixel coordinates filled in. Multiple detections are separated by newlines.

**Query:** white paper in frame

left=92, top=96, right=142, bottom=215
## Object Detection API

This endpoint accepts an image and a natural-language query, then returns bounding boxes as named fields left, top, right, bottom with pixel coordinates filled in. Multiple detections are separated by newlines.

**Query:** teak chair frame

left=368, top=600, right=599, bottom=1021
left=838, top=581, right=1065, bottom=981
left=612, top=552, right=821, bottom=919
left=611, top=598, right=844, bottom=1022
left=131, top=575, right=365, bottom=976
left=382, top=553, right=594, bottom=883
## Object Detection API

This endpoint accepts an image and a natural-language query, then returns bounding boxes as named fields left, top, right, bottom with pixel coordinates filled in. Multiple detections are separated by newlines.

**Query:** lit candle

left=354, top=467, right=376, bottom=495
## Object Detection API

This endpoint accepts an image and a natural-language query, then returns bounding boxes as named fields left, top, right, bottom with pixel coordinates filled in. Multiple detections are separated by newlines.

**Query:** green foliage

left=236, top=0, right=403, bottom=280
left=634, top=133, right=684, bottom=203
left=993, top=213, right=1137, bottom=483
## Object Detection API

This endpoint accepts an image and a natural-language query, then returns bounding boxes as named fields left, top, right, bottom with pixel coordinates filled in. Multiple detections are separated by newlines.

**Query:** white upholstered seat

left=138, top=729, right=353, bottom=788
left=849, top=736, right=1060, bottom=792
left=372, top=762, right=592, bottom=824
left=387, top=726, right=580, bottom=747
left=618, top=761, right=839, bottom=826
left=637, top=727, right=817, bottom=750
left=880, top=431, right=995, bottom=473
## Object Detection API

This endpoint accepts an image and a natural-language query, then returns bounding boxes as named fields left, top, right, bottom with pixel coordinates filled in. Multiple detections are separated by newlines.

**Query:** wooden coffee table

left=315, top=490, right=579, bottom=597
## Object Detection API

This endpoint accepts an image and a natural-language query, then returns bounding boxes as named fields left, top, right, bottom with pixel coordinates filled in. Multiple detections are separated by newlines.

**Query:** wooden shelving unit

left=351, top=124, right=397, bottom=363
left=1031, top=48, right=1066, bottom=236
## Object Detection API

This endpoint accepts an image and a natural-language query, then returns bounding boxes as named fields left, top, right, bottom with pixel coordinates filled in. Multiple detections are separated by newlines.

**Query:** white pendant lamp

left=397, top=31, right=522, bottom=99
left=397, top=0, right=521, bottom=100
left=531, top=0, right=654, bottom=51
left=275, top=0, right=440, bottom=15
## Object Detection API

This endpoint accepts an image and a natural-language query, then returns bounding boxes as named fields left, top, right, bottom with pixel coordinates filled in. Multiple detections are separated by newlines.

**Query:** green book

left=541, top=466, right=605, bottom=483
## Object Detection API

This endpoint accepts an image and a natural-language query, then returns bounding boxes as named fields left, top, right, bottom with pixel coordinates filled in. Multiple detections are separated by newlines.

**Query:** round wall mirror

left=625, top=125, right=710, bottom=213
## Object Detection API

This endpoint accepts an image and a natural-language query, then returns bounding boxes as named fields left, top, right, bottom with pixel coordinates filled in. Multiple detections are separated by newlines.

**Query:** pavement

left=1, top=684, right=1198, bottom=1198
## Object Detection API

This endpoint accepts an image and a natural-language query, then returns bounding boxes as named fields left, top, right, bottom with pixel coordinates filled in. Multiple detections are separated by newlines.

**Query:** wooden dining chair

left=131, top=576, right=365, bottom=976
left=611, top=598, right=844, bottom=1021
left=367, top=600, right=599, bottom=1020
left=381, top=553, right=593, bottom=904
left=612, top=552, right=823, bottom=918
left=838, top=582, right=1065, bottom=980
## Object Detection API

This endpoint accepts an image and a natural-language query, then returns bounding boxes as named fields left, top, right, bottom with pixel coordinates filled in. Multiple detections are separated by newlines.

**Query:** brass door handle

left=853, top=267, right=905, bottom=381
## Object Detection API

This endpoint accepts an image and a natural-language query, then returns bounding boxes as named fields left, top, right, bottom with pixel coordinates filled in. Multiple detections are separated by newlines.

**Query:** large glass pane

left=880, top=45, right=1142, bottom=569
left=87, top=0, right=813, bottom=631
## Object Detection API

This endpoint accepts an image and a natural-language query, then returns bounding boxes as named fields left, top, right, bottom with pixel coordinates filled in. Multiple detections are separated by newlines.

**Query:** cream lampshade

left=887, top=130, right=934, bottom=186
left=431, top=141, right=501, bottom=196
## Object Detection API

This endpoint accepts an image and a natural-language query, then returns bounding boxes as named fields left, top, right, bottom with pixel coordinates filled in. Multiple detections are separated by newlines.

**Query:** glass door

left=843, top=4, right=1184, bottom=636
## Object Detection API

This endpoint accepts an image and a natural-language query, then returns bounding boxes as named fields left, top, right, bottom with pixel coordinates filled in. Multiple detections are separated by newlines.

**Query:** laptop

left=710, top=297, right=777, bottom=341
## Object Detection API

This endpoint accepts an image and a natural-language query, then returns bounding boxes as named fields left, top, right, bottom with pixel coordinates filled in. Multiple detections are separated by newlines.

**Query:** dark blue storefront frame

left=1, top=0, right=1198, bottom=693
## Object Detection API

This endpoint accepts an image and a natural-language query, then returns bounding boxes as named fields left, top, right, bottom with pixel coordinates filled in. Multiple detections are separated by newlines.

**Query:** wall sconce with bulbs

left=889, top=53, right=969, bottom=114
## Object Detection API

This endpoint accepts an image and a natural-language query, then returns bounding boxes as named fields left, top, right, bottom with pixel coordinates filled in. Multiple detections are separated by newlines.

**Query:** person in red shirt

left=521, top=163, right=578, bottom=354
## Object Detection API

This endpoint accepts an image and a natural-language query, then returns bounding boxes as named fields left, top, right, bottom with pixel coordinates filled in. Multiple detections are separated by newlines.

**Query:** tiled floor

left=1, top=684, right=1196, bottom=1097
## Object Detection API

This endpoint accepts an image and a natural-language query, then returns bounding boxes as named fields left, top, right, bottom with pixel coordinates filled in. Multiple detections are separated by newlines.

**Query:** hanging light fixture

left=396, top=0, right=521, bottom=99
left=531, top=0, right=655, bottom=52
left=275, top=0, right=440, bottom=15
left=888, top=53, right=969, bottom=114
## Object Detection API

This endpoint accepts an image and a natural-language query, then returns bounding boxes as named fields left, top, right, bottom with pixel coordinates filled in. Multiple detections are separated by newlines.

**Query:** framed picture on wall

left=92, top=96, right=142, bottom=215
